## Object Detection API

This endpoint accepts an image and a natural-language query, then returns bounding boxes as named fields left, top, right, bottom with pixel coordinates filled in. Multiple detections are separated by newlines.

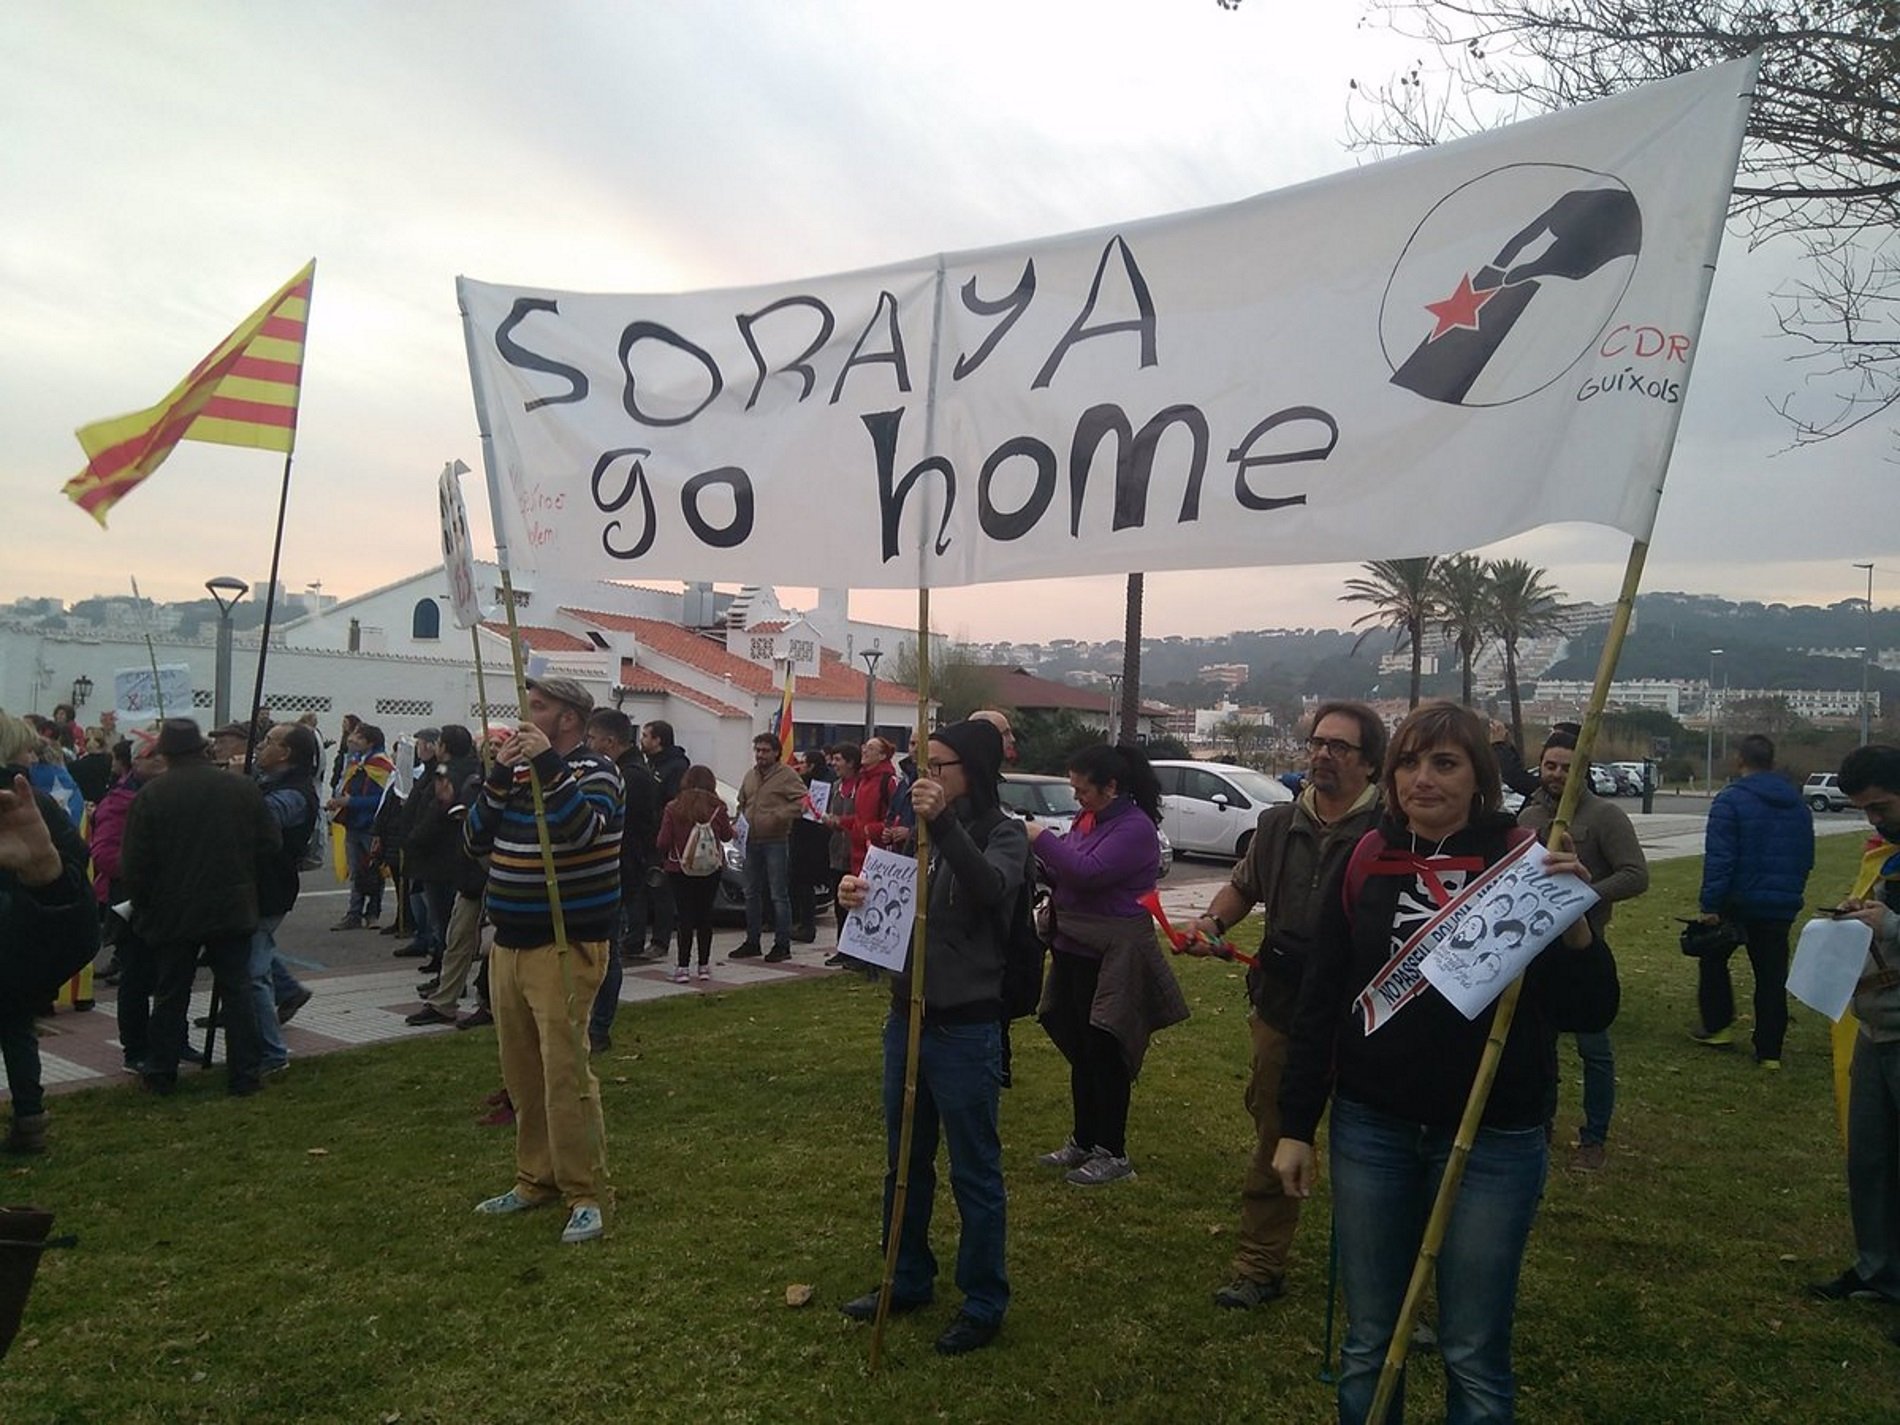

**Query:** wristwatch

left=1203, top=912, right=1228, bottom=936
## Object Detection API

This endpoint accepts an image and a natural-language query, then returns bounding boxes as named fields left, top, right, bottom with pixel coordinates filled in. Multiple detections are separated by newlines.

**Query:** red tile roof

left=481, top=622, right=593, bottom=653
left=972, top=666, right=1165, bottom=715
left=617, top=666, right=750, bottom=720
left=563, top=608, right=916, bottom=704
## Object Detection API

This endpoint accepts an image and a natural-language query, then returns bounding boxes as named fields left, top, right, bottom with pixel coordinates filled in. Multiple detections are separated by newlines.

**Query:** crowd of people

left=7, top=685, right=1897, bottom=1406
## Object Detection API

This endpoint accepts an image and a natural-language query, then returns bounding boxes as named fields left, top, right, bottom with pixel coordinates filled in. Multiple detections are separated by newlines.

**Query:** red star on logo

left=1423, top=273, right=1497, bottom=341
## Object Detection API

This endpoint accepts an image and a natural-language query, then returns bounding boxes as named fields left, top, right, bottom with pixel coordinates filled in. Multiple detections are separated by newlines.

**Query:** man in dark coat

left=122, top=719, right=280, bottom=1096
left=1695, top=733, right=1815, bottom=1066
left=638, top=719, right=690, bottom=956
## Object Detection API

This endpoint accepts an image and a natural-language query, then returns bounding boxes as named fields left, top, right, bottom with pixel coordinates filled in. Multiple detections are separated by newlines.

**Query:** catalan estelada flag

left=62, top=260, right=315, bottom=526
left=772, top=661, right=796, bottom=762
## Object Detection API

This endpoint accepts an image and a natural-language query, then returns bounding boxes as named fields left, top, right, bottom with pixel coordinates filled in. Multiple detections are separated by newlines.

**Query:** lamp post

left=205, top=576, right=250, bottom=726
left=70, top=675, right=93, bottom=709
left=1106, top=673, right=1123, bottom=743
left=1705, top=648, right=1722, bottom=795
left=860, top=646, right=883, bottom=740
left=1855, top=562, right=1875, bottom=745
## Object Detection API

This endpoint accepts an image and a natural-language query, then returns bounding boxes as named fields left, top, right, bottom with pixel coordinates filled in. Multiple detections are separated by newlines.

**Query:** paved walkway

left=27, top=814, right=1869, bottom=1099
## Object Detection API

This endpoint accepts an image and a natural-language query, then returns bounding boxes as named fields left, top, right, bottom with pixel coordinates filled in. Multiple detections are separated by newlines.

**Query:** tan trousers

left=492, top=939, right=610, bottom=1208
left=426, top=893, right=486, bottom=1017
left=1232, top=1011, right=1302, bottom=1283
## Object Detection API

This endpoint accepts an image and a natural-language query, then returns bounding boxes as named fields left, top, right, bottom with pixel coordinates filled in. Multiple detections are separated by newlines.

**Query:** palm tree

left=1342, top=557, right=1440, bottom=708
left=1487, top=558, right=1567, bottom=753
left=1430, top=554, right=1494, bottom=707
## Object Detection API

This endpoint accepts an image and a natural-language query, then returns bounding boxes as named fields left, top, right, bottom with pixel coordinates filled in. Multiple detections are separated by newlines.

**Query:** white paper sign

left=438, top=458, right=490, bottom=630
left=731, top=812, right=749, bottom=868
left=459, top=58, right=1753, bottom=589
left=114, top=664, right=191, bottom=723
left=1361, top=838, right=1597, bottom=1031
left=1788, top=917, right=1875, bottom=1022
left=804, top=780, right=832, bottom=822
left=839, top=845, right=920, bottom=972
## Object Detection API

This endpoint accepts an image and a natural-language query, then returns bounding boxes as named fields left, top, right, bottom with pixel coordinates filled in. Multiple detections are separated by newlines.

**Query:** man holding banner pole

left=836, top=718, right=1020, bottom=1356
left=465, top=676, right=623, bottom=1245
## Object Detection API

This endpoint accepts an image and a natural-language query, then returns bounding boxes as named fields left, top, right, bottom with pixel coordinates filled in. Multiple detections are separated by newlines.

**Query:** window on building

left=412, top=599, right=441, bottom=641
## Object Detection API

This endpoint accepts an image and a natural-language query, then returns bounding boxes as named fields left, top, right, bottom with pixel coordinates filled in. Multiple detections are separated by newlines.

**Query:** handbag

left=681, top=819, right=723, bottom=877
left=1678, top=917, right=1744, bottom=959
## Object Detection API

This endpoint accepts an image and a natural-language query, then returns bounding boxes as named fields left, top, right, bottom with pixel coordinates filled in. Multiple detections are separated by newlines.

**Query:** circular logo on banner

left=1380, top=163, right=1642, bottom=408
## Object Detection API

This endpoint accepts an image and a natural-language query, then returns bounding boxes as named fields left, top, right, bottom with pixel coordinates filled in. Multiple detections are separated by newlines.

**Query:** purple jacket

left=1034, top=796, right=1159, bottom=957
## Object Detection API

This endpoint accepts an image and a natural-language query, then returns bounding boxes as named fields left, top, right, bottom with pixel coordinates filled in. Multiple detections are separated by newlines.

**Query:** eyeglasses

left=1306, top=736, right=1362, bottom=758
left=927, top=758, right=962, bottom=774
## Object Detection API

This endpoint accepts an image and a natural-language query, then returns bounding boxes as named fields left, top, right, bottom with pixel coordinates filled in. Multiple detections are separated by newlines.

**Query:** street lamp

left=1705, top=648, right=1722, bottom=795
left=205, top=576, right=250, bottom=726
left=1106, top=673, right=1123, bottom=743
left=70, top=675, right=93, bottom=709
left=1855, top=562, right=1875, bottom=746
left=860, top=646, right=883, bottom=740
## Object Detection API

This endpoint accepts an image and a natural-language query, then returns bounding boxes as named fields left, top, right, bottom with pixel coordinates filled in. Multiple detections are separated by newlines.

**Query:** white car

left=1149, top=760, right=1292, bottom=860
left=999, top=772, right=1173, bottom=879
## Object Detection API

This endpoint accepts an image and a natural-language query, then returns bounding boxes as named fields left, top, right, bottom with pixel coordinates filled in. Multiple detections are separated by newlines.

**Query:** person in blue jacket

left=1695, top=733, right=1815, bottom=1066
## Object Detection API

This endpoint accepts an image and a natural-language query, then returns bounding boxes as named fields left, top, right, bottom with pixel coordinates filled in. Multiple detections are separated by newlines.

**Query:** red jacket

left=88, top=774, right=141, bottom=905
left=849, top=758, right=898, bottom=875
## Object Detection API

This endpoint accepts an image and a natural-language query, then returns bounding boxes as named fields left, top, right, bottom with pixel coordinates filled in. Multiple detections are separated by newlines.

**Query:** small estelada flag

left=772, top=660, right=796, bottom=763
left=62, top=260, right=315, bottom=526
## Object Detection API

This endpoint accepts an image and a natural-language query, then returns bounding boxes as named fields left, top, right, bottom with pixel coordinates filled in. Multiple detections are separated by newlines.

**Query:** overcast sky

left=1, top=2, right=1885, bottom=642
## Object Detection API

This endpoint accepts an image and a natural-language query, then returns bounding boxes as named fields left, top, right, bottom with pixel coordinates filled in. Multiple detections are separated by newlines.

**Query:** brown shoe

left=1572, top=1141, right=1607, bottom=1172
left=456, top=1007, right=494, bottom=1030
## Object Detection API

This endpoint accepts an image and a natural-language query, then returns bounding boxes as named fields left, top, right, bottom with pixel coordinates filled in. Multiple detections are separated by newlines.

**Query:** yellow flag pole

left=1367, top=538, right=1648, bottom=1419
left=870, top=588, right=931, bottom=1370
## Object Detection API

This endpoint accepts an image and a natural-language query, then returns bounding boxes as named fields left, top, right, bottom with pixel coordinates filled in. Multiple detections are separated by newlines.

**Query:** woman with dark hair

left=1027, top=741, right=1186, bottom=1186
left=655, top=764, right=734, bottom=983
left=1273, top=702, right=1617, bottom=1424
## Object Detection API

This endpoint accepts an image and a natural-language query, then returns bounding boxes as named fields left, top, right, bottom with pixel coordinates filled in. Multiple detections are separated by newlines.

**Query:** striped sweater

left=465, top=744, right=623, bottom=948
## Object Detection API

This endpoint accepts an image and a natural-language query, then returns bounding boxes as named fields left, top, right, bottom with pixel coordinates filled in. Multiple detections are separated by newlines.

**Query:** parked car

left=999, top=772, right=1172, bottom=880
left=1804, top=772, right=1850, bottom=813
left=1588, top=765, right=1619, bottom=797
left=1605, top=762, right=1650, bottom=797
left=1149, top=760, right=1292, bottom=860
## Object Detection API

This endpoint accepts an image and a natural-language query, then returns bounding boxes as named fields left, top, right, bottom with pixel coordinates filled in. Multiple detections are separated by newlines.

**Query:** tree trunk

left=1461, top=643, right=1475, bottom=707
left=1504, top=637, right=1524, bottom=753
left=1408, top=616, right=1423, bottom=708
left=1119, top=573, right=1142, bottom=747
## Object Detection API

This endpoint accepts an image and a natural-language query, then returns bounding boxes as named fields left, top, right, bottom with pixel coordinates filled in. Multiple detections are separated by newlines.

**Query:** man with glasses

left=1185, top=701, right=1386, bottom=1310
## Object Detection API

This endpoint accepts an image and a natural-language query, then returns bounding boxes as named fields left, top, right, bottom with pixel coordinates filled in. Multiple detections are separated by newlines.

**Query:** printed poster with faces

left=1417, top=838, right=1598, bottom=1021
left=838, top=846, right=920, bottom=973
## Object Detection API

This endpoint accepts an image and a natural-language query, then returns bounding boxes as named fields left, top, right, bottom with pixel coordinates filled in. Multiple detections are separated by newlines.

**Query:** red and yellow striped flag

left=773, top=660, right=796, bottom=762
left=62, top=260, right=315, bottom=526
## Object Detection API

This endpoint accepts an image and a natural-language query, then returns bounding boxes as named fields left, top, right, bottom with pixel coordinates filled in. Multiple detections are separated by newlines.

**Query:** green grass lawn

left=2, top=836, right=1895, bottom=1422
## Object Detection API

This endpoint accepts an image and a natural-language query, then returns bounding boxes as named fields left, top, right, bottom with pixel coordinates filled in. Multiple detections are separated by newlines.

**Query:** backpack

left=680, top=818, right=723, bottom=877
left=970, top=808, right=1047, bottom=1022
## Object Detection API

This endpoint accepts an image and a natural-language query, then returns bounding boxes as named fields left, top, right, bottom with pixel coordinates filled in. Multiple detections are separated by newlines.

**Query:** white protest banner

left=438, top=459, right=490, bottom=630
left=839, top=845, right=921, bottom=973
left=804, top=780, right=832, bottom=822
left=1358, top=837, right=1596, bottom=1032
left=1787, top=917, right=1875, bottom=1022
left=1416, top=840, right=1598, bottom=1023
left=459, top=58, right=1753, bottom=589
left=114, top=664, right=191, bottom=723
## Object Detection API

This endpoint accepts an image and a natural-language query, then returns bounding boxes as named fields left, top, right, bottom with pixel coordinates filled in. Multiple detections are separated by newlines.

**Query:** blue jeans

left=589, top=946, right=623, bottom=1047
left=1573, top=1031, right=1614, bottom=1146
left=744, top=839, right=792, bottom=950
left=1329, top=1096, right=1547, bottom=1425
left=344, top=828, right=381, bottom=920
left=880, top=1014, right=1009, bottom=1324
left=248, top=916, right=294, bottom=1068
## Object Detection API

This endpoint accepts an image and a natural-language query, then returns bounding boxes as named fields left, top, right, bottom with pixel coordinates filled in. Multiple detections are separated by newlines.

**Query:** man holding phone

left=1810, top=745, right=1900, bottom=1320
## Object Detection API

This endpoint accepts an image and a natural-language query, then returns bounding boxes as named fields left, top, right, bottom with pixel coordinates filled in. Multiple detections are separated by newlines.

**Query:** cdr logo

left=1380, top=163, right=1642, bottom=408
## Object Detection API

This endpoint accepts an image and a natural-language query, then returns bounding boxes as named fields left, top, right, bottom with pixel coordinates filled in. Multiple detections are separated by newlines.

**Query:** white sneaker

left=670, top=965, right=690, bottom=984
left=694, top=963, right=710, bottom=982
left=1064, top=1149, right=1136, bottom=1186
left=561, top=1204, right=604, bottom=1244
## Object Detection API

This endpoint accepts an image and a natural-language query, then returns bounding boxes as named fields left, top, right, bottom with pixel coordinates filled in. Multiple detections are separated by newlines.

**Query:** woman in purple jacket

left=1027, top=742, right=1169, bottom=1186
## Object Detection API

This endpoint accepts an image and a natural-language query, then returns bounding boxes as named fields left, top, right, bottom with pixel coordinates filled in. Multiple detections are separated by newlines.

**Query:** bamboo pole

left=494, top=565, right=612, bottom=1231
left=1366, top=538, right=1649, bottom=1421
left=471, top=627, right=492, bottom=739
left=869, top=588, right=931, bottom=1371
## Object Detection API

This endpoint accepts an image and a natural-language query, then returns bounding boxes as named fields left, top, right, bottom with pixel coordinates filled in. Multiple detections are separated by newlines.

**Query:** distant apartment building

left=1534, top=679, right=1684, bottom=716
left=1197, top=662, right=1249, bottom=690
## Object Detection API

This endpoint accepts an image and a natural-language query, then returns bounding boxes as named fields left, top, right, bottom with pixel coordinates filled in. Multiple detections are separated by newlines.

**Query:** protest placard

left=838, top=846, right=920, bottom=973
